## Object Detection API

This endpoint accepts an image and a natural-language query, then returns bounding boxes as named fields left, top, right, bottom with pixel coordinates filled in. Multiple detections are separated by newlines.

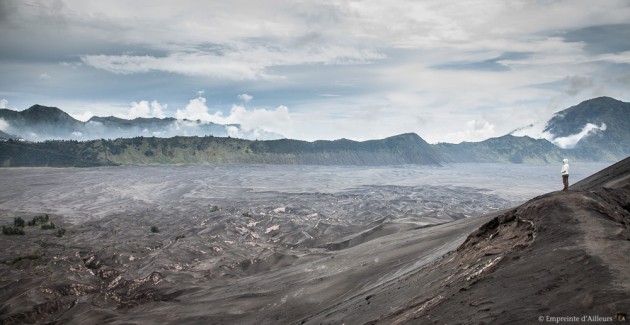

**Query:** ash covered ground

left=0, top=163, right=609, bottom=324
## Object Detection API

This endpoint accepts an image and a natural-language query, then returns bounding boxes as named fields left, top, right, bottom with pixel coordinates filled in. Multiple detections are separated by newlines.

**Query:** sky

left=1, top=0, right=630, bottom=143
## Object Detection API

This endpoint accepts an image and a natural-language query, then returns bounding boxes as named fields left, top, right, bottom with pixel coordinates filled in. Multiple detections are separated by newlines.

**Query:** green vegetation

left=27, top=214, right=48, bottom=226
left=210, top=205, right=220, bottom=212
left=150, top=225, right=160, bottom=233
left=241, top=212, right=253, bottom=218
left=13, top=217, right=25, bottom=227
left=0, top=134, right=445, bottom=167
left=3, top=214, right=60, bottom=235
left=41, top=222, right=56, bottom=230
left=27, top=214, right=56, bottom=229
left=175, top=234, right=185, bottom=241
left=12, top=253, right=41, bottom=264
left=2, top=225, right=25, bottom=235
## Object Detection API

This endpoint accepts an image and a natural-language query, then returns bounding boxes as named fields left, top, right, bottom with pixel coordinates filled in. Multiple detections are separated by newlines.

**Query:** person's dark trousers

left=562, top=175, right=569, bottom=190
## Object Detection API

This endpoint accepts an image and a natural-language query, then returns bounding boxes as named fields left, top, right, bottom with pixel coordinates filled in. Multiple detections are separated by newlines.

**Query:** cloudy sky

left=1, top=0, right=629, bottom=143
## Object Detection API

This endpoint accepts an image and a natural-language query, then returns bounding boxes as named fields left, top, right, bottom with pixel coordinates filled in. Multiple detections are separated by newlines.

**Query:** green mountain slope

left=436, top=135, right=568, bottom=164
left=0, top=134, right=443, bottom=167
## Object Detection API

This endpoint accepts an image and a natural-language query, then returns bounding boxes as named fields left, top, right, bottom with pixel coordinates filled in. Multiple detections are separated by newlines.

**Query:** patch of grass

left=12, top=253, right=40, bottom=264
left=210, top=205, right=220, bottom=212
left=241, top=212, right=253, bottom=218
left=150, top=225, right=160, bottom=233
left=56, top=228, right=66, bottom=237
left=175, top=234, right=185, bottom=241
left=2, top=225, right=25, bottom=235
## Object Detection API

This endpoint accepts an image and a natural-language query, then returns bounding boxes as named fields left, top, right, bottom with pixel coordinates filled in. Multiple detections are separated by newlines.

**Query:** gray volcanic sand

left=0, top=163, right=609, bottom=324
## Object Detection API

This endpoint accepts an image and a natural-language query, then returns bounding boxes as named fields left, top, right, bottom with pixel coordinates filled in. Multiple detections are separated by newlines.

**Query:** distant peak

left=25, top=104, right=63, bottom=112
left=578, top=96, right=624, bottom=105
left=385, top=133, right=423, bottom=140
left=20, top=104, right=78, bottom=123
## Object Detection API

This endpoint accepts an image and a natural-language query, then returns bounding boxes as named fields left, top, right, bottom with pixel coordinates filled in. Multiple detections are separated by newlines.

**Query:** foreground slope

left=306, top=157, right=630, bottom=324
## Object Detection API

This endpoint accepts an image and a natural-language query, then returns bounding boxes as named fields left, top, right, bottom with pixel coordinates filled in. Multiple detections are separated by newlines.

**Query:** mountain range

left=0, top=96, right=629, bottom=166
left=0, top=105, right=283, bottom=142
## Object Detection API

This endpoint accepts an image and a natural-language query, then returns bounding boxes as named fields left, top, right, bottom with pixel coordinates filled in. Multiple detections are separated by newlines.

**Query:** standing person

left=561, top=159, right=569, bottom=191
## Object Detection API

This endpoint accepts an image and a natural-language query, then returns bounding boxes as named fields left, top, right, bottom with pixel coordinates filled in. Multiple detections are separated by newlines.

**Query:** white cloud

left=60, top=61, right=82, bottom=69
left=0, top=118, right=9, bottom=131
left=117, top=100, right=167, bottom=119
left=444, top=119, right=497, bottom=144
left=175, top=96, right=292, bottom=134
left=81, top=45, right=386, bottom=80
left=0, top=99, right=7, bottom=108
left=238, top=93, right=253, bottom=102
left=547, top=122, right=606, bottom=149
left=226, top=125, right=241, bottom=138
left=175, top=97, right=215, bottom=121
left=511, top=121, right=548, bottom=138
left=71, top=111, right=95, bottom=122
left=38, top=73, right=51, bottom=80
left=228, top=104, right=291, bottom=134
left=594, top=51, right=630, bottom=64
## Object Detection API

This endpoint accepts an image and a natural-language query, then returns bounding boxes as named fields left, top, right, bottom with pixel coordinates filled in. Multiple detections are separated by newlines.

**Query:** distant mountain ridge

left=543, top=96, right=630, bottom=160
left=0, top=105, right=284, bottom=141
left=442, top=96, right=630, bottom=163
left=0, top=133, right=443, bottom=167
left=0, top=97, right=629, bottom=166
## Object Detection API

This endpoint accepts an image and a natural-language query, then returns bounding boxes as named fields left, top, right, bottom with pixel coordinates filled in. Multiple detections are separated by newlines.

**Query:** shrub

left=241, top=212, right=253, bottom=218
left=41, top=222, right=56, bottom=230
left=2, top=225, right=25, bottom=235
left=175, top=234, right=185, bottom=241
left=28, top=215, right=49, bottom=226
left=150, top=225, right=160, bottom=233
left=56, top=228, right=66, bottom=237
left=210, top=205, right=220, bottom=212
left=14, top=217, right=25, bottom=227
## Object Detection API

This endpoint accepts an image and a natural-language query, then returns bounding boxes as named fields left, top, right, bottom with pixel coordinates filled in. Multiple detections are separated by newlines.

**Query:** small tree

left=2, top=225, right=25, bottom=235
left=14, top=217, right=25, bottom=228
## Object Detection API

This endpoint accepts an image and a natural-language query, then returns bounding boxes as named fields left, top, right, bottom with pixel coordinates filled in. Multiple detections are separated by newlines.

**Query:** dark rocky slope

left=304, top=156, right=630, bottom=324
